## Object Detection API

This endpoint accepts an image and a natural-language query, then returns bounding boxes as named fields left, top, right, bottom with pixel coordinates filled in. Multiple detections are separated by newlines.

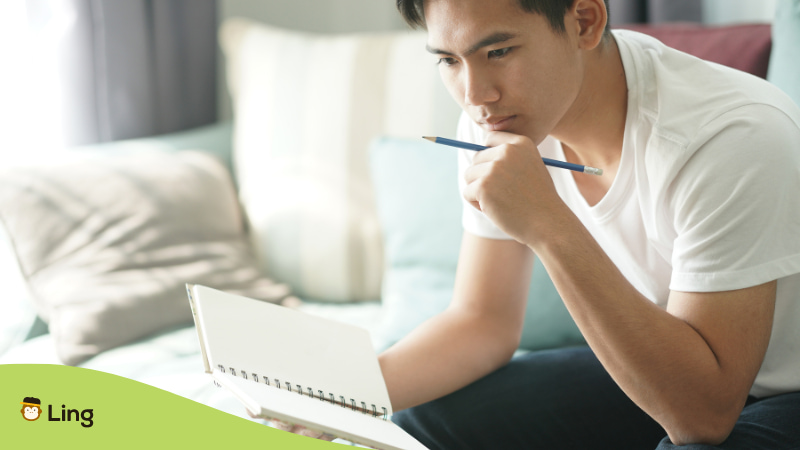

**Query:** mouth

left=478, top=115, right=517, bottom=132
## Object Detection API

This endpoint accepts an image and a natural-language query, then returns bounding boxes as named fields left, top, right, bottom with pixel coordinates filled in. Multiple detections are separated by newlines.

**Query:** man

left=377, top=0, right=800, bottom=448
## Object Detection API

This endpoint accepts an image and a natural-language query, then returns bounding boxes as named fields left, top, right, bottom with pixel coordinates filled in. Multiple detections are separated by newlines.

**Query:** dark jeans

left=393, top=346, right=800, bottom=450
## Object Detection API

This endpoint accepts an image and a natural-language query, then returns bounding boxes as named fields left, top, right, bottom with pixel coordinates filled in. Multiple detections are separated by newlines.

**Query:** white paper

left=220, top=372, right=427, bottom=450
left=188, top=285, right=427, bottom=449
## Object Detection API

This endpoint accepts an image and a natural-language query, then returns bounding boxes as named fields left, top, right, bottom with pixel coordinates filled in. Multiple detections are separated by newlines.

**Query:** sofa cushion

left=620, top=23, right=772, bottom=78
left=0, top=150, right=291, bottom=365
left=220, top=19, right=462, bottom=302
left=768, top=0, right=800, bottom=106
left=370, top=137, right=585, bottom=351
left=0, top=222, right=37, bottom=357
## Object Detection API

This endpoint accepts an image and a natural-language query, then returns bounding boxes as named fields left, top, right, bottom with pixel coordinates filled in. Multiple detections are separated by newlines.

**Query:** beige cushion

left=0, top=150, right=290, bottom=365
left=220, top=18, right=462, bottom=302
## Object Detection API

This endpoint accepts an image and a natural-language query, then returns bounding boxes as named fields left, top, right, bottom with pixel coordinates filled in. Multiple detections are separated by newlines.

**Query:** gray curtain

left=609, top=0, right=702, bottom=25
left=27, top=0, right=217, bottom=146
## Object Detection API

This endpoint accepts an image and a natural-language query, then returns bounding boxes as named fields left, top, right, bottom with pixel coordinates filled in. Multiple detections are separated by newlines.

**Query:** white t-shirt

left=457, top=30, right=800, bottom=398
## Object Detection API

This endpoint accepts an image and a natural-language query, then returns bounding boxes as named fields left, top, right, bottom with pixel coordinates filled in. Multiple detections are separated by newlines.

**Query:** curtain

left=609, top=0, right=703, bottom=25
left=27, top=0, right=217, bottom=146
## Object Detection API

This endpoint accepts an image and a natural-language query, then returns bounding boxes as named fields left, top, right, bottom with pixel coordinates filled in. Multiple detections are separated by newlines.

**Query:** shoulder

left=671, top=104, right=800, bottom=200
left=617, top=29, right=800, bottom=190
left=616, top=28, right=800, bottom=141
left=659, top=102, right=800, bottom=192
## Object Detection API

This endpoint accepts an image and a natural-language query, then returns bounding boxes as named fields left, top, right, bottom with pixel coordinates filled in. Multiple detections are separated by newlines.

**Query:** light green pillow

left=767, top=0, right=800, bottom=106
left=369, top=137, right=584, bottom=352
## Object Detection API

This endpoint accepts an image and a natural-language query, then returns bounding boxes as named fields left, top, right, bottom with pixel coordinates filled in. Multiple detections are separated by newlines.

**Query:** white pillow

left=0, top=150, right=291, bottom=365
left=0, top=222, right=37, bottom=357
left=220, top=19, right=461, bottom=302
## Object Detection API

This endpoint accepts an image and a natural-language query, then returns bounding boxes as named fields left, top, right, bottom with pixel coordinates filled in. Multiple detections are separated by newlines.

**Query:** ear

left=569, top=0, right=607, bottom=50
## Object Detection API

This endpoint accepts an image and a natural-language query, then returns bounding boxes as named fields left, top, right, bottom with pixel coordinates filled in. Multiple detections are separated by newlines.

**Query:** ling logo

left=19, top=396, right=94, bottom=427
left=20, top=397, right=42, bottom=421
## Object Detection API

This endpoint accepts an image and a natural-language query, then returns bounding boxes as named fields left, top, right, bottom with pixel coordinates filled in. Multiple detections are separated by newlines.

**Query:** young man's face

left=425, top=0, right=584, bottom=145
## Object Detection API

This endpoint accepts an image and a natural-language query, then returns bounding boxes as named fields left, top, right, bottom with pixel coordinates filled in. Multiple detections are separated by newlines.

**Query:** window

left=0, top=0, right=70, bottom=165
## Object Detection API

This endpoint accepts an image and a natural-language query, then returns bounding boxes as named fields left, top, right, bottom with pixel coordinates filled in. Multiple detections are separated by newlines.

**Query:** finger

left=290, top=424, right=335, bottom=440
left=270, top=419, right=294, bottom=432
left=483, top=130, right=526, bottom=148
left=478, top=132, right=537, bottom=166
left=296, top=427, right=327, bottom=439
left=265, top=418, right=336, bottom=441
left=463, top=157, right=492, bottom=185
left=462, top=177, right=483, bottom=212
left=470, top=144, right=503, bottom=165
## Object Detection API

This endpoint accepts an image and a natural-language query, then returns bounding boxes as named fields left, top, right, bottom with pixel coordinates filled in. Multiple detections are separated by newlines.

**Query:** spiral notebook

left=186, top=284, right=428, bottom=450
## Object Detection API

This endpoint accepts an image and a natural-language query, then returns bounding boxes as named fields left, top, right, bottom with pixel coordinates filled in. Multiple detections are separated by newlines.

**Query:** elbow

left=665, top=413, right=737, bottom=447
left=495, top=329, right=522, bottom=367
left=667, top=430, right=730, bottom=447
left=479, top=323, right=521, bottom=372
left=448, top=305, right=522, bottom=372
left=660, top=387, right=750, bottom=446
left=461, top=309, right=522, bottom=369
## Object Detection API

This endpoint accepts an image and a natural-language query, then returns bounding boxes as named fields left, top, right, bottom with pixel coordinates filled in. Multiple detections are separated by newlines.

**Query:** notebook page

left=221, top=374, right=428, bottom=450
left=191, top=285, right=392, bottom=415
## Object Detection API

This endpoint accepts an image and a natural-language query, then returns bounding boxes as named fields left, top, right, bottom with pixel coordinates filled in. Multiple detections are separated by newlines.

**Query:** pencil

left=423, top=136, right=603, bottom=176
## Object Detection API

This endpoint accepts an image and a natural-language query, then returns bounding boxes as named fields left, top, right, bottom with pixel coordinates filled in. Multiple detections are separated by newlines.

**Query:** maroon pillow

left=617, top=23, right=772, bottom=79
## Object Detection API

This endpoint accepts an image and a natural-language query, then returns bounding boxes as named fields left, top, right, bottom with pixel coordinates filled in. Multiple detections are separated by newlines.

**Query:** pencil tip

left=422, top=136, right=435, bottom=142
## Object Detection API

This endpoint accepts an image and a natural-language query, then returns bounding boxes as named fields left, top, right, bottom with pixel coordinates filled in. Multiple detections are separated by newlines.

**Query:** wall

left=702, top=0, right=777, bottom=25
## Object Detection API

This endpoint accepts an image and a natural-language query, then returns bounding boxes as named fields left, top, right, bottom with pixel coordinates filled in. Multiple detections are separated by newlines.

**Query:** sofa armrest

left=618, top=23, right=772, bottom=78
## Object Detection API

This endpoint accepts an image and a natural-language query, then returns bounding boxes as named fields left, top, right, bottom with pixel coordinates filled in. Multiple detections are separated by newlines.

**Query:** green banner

left=1, top=364, right=344, bottom=449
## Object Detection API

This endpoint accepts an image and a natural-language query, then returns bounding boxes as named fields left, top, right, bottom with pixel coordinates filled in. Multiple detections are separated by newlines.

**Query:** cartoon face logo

left=21, top=397, right=42, bottom=421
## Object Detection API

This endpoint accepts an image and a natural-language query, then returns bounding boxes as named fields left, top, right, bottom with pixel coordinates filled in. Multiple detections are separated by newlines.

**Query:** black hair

left=396, top=0, right=610, bottom=34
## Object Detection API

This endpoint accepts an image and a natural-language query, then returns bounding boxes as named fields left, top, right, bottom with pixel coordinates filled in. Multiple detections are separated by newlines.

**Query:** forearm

left=533, top=211, right=749, bottom=444
left=379, top=307, right=519, bottom=412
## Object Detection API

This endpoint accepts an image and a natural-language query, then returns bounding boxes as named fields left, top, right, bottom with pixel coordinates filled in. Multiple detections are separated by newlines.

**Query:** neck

left=551, top=34, right=627, bottom=170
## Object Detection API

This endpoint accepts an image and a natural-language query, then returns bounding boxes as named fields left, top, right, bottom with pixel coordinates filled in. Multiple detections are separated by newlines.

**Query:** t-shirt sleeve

left=456, top=112, right=514, bottom=240
left=669, top=104, right=800, bottom=292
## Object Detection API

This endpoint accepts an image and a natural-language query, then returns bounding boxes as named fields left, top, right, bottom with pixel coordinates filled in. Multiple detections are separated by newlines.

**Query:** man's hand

left=269, top=419, right=336, bottom=441
left=462, top=131, right=564, bottom=247
left=246, top=409, right=336, bottom=442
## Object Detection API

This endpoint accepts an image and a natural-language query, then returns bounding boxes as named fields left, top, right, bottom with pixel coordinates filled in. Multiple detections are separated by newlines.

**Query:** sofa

left=1, top=12, right=796, bottom=443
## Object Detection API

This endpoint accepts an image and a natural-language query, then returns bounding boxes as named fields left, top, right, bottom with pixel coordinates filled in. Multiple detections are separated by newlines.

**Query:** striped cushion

left=220, top=19, right=461, bottom=301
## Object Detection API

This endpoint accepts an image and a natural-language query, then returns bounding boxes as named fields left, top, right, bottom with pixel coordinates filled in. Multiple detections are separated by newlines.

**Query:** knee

left=393, top=401, right=471, bottom=450
left=391, top=406, right=420, bottom=434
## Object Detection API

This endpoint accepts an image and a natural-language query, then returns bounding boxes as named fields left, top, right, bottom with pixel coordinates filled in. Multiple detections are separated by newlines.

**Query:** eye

left=488, top=47, right=512, bottom=59
left=436, top=56, right=458, bottom=66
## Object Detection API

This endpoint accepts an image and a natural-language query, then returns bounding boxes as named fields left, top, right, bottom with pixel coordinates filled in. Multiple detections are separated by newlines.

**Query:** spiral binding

left=217, top=364, right=388, bottom=420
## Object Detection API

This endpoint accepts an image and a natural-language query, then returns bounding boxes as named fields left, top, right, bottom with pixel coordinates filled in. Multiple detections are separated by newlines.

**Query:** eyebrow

left=426, top=32, right=516, bottom=58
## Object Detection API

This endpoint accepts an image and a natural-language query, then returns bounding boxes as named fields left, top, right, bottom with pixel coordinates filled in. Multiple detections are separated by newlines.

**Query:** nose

left=463, top=64, right=500, bottom=107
